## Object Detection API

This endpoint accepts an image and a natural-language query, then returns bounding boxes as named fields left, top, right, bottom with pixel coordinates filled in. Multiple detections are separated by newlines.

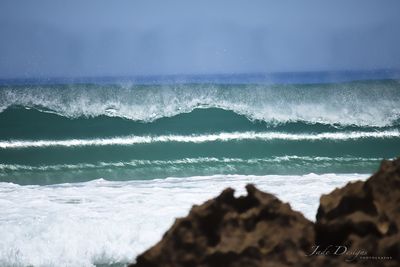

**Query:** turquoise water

left=0, top=80, right=399, bottom=185
left=1, top=78, right=400, bottom=266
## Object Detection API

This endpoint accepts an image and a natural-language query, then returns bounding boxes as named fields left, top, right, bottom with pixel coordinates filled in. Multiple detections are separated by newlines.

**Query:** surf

left=0, top=173, right=369, bottom=266
left=0, top=79, right=399, bottom=185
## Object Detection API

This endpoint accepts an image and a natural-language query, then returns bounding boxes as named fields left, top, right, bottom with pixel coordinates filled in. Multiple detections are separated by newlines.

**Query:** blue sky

left=0, top=0, right=399, bottom=78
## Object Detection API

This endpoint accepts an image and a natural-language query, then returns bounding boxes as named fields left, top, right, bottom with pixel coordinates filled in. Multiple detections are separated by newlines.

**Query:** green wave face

left=0, top=80, right=400, bottom=185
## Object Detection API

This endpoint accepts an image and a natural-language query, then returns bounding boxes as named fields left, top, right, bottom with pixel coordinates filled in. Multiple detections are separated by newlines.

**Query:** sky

left=0, top=0, right=399, bottom=78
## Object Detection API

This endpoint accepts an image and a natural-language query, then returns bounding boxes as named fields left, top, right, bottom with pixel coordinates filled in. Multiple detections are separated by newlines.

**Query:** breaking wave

left=1, top=79, right=400, bottom=127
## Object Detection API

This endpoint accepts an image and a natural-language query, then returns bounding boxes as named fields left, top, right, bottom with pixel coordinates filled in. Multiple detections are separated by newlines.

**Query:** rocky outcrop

left=130, top=158, right=400, bottom=267
left=130, top=184, right=315, bottom=267
left=315, top=158, right=400, bottom=266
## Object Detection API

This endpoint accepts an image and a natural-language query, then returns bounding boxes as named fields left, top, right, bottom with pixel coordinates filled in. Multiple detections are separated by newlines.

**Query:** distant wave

left=0, top=156, right=385, bottom=172
left=1, top=80, right=400, bottom=127
left=1, top=130, right=399, bottom=149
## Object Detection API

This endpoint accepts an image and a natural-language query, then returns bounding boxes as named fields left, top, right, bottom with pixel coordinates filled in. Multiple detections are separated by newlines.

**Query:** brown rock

left=129, top=184, right=315, bottom=267
left=316, top=158, right=400, bottom=266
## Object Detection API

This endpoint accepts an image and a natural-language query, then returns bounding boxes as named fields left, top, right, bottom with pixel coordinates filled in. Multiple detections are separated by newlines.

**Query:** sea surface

left=0, top=74, right=399, bottom=266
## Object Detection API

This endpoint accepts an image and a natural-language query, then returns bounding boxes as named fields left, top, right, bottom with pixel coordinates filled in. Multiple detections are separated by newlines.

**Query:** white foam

left=0, top=130, right=399, bottom=149
left=0, top=173, right=368, bottom=266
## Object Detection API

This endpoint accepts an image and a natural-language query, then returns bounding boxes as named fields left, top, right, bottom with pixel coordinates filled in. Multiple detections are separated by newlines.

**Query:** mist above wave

left=1, top=81, right=399, bottom=127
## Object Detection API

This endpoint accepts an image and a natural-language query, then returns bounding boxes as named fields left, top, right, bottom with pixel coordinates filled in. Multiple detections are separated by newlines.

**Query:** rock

left=129, top=184, right=315, bottom=267
left=315, top=158, right=400, bottom=266
left=129, top=158, right=400, bottom=266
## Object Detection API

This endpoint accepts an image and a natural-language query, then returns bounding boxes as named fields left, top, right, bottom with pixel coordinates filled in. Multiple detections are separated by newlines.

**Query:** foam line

left=0, top=130, right=399, bottom=149
left=0, top=156, right=384, bottom=171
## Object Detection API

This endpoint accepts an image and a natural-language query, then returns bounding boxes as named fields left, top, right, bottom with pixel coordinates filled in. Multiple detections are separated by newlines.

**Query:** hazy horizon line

left=1, top=69, right=399, bottom=86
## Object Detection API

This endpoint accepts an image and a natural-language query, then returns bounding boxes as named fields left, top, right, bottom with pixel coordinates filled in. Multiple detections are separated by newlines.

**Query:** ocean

left=0, top=75, right=399, bottom=266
